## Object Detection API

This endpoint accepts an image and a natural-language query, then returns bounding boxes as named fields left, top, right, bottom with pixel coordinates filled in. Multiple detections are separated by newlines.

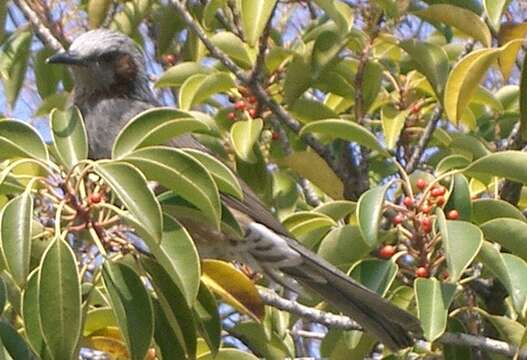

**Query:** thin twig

left=405, top=105, right=442, bottom=173
left=259, top=289, right=527, bottom=358
left=12, top=0, right=64, bottom=51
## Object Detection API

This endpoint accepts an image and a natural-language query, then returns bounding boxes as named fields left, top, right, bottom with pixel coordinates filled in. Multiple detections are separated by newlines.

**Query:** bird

left=47, top=29, right=422, bottom=350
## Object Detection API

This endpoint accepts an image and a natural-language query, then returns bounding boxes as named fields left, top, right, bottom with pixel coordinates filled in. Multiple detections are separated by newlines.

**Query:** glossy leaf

left=142, top=258, right=197, bottom=358
left=480, top=218, right=527, bottom=261
left=499, top=22, right=527, bottom=83
left=314, top=200, right=356, bottom=221
left=436, top=209, right=483, bottom=282
left=112, top=107, right=209, bottom=159
left=312, top=0, right=353, bottom=33
left=184, top=149, right=243, bottom=200
left=282, top=211, right=336, bottom=238
left=484, top=0, right=509, bottom=31
left=444, top=174, right=471, bottom=221
left=124, top=147, right=221, bottom=229
left=0, top=320, right=35, bottom=359
left=282, top=151, right=344, bottom=199
left=1, top=31, right=32, bottom=106
left=194, top=282, right=221, bottom=356
left=399, top=39, right=449, bottom=96
left=230, top=118, right=263, bottom=163
left=201, top=259, right=265, bottom=320
left=198, top=348, right=260, bottom=360
left=349, top=259, right=397, bottom=296
left=520, top=34, right=527, bottom=141
left=210, top=32, right=253, bottom=69
left=0, top=192, right=32, bottom=285
left=414, top=4, right=491, bottom=47
left=229, top=321, right=292, bottom=359
left=471, top=199, right=526, bottom=224
left=179, top=72, right=236, bottom=110
left=38, top=238, right=82, bottom=360
left=153, top=299, right=186, bottom=360
left=203, top=0, right=227, bottom=29
left=381, top=105, right=408, bottom=149
left=88, top=0, right=112, bottom=28
left=0, top=120, right=49, bottom=161
left=156, top=62, right=211, bottom=88
left=464, top=151, right=527, bottom=184
left=49, top=107, right=88, bottom=169
left=357, top=182, right=391, bottom=247
left=102, top=261, right=154, bottom=360
left=284, top=54, right=312, bottom=106
left=240, top=0, right=277, bottom=47
left=300, top=119, right=387, bottom=156
left=94, top=161, right=163, bottom=241
left=414, top=278, right=457, bottom=341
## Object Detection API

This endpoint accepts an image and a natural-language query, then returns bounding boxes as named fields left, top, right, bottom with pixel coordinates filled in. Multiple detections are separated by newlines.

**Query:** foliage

left=1, top=0, right=527, bottom=359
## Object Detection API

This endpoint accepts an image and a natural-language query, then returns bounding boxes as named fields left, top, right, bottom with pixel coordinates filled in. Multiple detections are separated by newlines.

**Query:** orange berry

left=248, top=108, right=258, bottom=118
left=421, top=217, right=432, bottom=233
left=227, top=112, right=237, bottom=121
left=447, top=209, right=459, bottom=220
left=420, top=204, right=431, bottom=214
left=416, top=178, right=427, bottom=190
left=88, top=193, right=102, bottom=205
left=393, top=213, right=404, bottom=225
left=161, top=54, right=177, bottom=65
left=234, top=100, right=246, bottom=110
left=410, top=104, right=421, bottom=114
left=379, top=245, right=396, bottom=259
left=431, top=186, right=446, bottom=197
left=403, top=196, right=414, bottom=208
left=436, top=196, right=445, bottom=206
left=415, top=266, right=429, bottom=278
left=247, top=96, right=257, bottom=104
left=271, top=131, right=280, bottom=140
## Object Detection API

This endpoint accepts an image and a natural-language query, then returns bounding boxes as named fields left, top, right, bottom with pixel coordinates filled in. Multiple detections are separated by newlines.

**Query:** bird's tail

left=282, top=240, right=423, bottom=350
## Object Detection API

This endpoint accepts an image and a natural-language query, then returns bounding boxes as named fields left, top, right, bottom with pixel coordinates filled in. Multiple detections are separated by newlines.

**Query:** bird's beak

left=46, top=51, right=86, bottom=65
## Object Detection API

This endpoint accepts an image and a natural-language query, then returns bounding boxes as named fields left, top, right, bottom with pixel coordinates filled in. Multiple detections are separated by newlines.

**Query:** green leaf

left=0, top=119, right=49, bottom=162
left=284, top=53, right=312, bottom=106
left=38, top=238, right=82, bottom=360
left=444, top=174, right=472, bottom=221
left=0, top=320, right=36, bottom=359
left=102, top=261, right=154, bottom=360
left=477, top=242, right=527, bottom=315
left=22, top=270, right=51, bottom=358
left=289, top=97, right=338, bottom=124
left=300, top=119, right=387, bottom=156
left=444, top=48, right=501, bottom=123
left=414, top=278, right=457, bottom=341
left=153, top=299, right=186, bottom=360
left=357, top=182, right=391, bottom=247
left=0, top=192, right=32, bottom=286
left=210, top=32, right=253, bottom=69
left=203, top=0, right=227, bottom=29
left=484, top=0, right=509, bottom=31
left=436, top=209, right=483, bottom=282
left=282, top=211, right=336, bottom=238
left=229, top=321, right=292, bottom=359
left=349, top=259, right=397, bottom=296
left=50, top=107, right=88, bottom=170
left=123, top=147, right=221, bottom=229
left=520, top=38, right=527, bottom=142
left=142, top=258, right=197, bottom=359
left=230, top=118, right=263, bottom=163
left=239, top=0, right=277, bottom=47
left=0, top=278, right=5, bottom=316
left=314, top=200, right=356, bottom=221
left=94, top=161, right=163, bottom=241
left=399, top=39, right=449, bottom=96
left=198, top=348, right=260, bottom=360
left=194, top=282, right=221, bottom=356
left=381, top=105, right=408, bottom=149
left=480, top=219, right=527, bottom=262
left=464, top=151, right=527, bottom=184
left=471, top=199, right=526, bottom=224
left=317, top=225, right=372, bottom=269
left=414, top=4, right=491, bottom=47
left=34, top=48, right=62, bottom=98
left=312, top=0, right=353, bottom=33
left=436, top=154, right=471, bottom=174
left=112, top=107, right=210, bottom=159
left=156, top=62, right=211, bottom=88
left=88, top=0, right=112, bottom=28
left=179, top=72, right=236, bottom=110
left=0, top=31, right=32, bottom=106
left=362, top=60, right=383, bottom=113
left=184, top=149, right=243, bottom=200
left=34, top=92, right=70, bottom=117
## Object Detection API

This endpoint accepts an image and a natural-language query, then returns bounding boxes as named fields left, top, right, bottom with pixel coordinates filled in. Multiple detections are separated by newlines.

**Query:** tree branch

left=12, top=0, right=64, bottom=51
left=170, top=0, right=347, bottom=183
left=405, top=105, right=442, bottom=173
left=259, top=289, right=527, bottom=359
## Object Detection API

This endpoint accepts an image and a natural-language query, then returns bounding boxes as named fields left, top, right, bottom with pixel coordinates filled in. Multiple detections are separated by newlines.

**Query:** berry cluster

left=227, top=87, right=260, bottom=121
left=378, top=178, right=459, bottom=280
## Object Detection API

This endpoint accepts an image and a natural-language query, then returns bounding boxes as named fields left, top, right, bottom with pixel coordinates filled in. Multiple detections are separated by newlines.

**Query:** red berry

left=436, top=196, right=445, bottom=206
left=416, top=178, right=427, bottom=190
left=410, top=104, right=421, bottom=114
left=161, top=54, right=177, bottom=65
left=88, top=193, right=102, bottom=205
left=403, top=196, right=414, bottom=208
left=248, top=108, right=258, bottom=118
left=234, top=100, right=246, bottom=110
left=442, top=271, right=449, bottom=280
left=431, top=186, right=446, bottom=197
left=421, top=217, right=432, bottom=233
left=415, top=266, right=429, bottom=278
left=379, top=245, right=396, bottom=259
left=228, top=112, right=237, bottom=121
left=420, top=204, right=431, bottom=214
left=447, top=209, right=459, bottom=220
left=247, top=96, right=257, bottom=104
left=271, top=131, right=280, bottom=140
left=393, top=213, right=404, bottom=225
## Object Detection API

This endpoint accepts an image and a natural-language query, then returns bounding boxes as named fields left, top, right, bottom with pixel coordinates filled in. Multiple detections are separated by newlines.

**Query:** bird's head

left=47, top=30, right=150, bottom=100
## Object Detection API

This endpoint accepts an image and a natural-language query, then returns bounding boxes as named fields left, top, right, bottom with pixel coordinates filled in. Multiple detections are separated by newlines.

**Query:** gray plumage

left=48, top=29, right=422, bottom=350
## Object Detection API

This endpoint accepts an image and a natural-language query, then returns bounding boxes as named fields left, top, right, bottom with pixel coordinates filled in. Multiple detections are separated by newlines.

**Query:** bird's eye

left=98, top=52, right=118, bottom=62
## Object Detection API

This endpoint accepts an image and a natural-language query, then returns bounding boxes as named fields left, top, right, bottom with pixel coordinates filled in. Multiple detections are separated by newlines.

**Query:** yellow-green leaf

left=230, top=118, right=263, bottom=163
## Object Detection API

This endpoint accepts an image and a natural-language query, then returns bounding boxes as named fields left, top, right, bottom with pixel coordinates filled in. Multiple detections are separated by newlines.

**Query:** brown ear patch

left=114, top=53, right=138, bottom=81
